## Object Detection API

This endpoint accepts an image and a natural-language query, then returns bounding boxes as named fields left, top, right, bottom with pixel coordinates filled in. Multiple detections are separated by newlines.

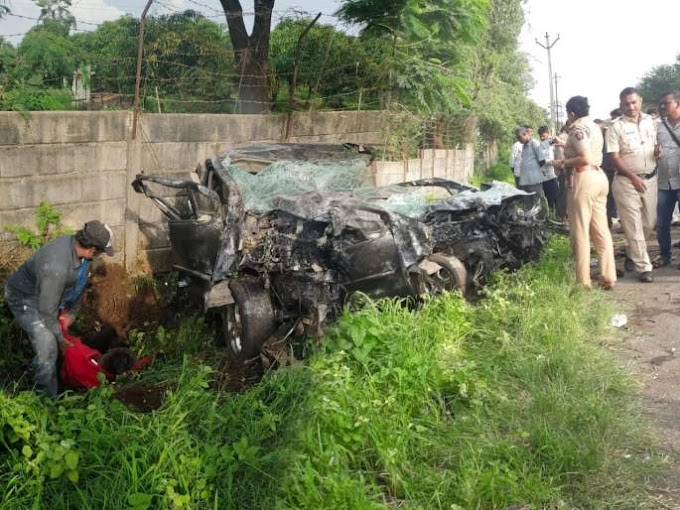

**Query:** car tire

left=425, top=254, right=467, bottom=295
left=221, top=278, right=276, bottom=361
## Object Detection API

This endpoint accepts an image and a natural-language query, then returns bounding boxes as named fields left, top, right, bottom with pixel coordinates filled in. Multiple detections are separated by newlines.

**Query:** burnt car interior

left=132, top=143, right=547, bottom=360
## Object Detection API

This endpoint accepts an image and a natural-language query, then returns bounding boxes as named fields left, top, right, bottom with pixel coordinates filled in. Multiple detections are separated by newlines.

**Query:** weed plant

left=0, top=237, right=659, bottom=509
left=5, top=201, right=72, bottom=251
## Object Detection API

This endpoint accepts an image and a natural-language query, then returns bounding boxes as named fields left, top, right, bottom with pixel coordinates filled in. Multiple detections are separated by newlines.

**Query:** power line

left=6, top=11, right=104, bottom=27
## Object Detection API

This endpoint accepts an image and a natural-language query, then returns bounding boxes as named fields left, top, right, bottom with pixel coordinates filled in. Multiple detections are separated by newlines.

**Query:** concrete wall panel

left=141, top=113, right=285, bottom=143
left=0, top=111, right=129, bottom=145
left=0, top=142, right=128, bottom=178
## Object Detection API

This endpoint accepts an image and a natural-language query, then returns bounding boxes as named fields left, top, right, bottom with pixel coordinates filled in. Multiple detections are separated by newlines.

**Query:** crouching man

left=3, top=220, right=114, bottom=397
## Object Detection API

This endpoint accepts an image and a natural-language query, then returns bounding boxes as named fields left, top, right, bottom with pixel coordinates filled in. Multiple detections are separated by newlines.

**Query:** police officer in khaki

left=553, top=96, right=616, bottom=290
left=606, top=87, right=658, bottom=282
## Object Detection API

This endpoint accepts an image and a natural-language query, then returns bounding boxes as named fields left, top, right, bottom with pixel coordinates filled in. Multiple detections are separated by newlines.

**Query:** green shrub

left=5, top=201, right=72, bottom=250
left=0, top=86, right=73, bottom=112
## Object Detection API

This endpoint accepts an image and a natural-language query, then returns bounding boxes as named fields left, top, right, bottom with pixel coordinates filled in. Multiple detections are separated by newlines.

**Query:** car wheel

left=425, top=254, right=467, bottom=295
left=221, top=278, right=276, bottom=361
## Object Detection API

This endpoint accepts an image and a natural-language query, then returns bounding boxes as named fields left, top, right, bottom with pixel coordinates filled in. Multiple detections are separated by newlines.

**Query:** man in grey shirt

left=655, top=91, right=680, bottom=267
left=516, top=126, right=547, bottom=217
left=4, top=220, right=114, bottom=397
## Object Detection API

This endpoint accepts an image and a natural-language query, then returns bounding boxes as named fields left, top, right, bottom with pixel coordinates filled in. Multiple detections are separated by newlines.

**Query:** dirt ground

left=79, top=263, right=178, bottom=339
left=608, top=224, right=680, bottom=508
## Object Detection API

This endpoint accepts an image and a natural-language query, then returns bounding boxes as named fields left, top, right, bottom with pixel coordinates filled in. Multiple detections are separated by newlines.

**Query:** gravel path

left=608, top=228, right=680, bottom=508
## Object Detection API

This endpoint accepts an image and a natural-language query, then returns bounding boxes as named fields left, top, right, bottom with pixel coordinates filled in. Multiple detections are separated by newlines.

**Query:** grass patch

left=0, top=236, right=660, bottom=509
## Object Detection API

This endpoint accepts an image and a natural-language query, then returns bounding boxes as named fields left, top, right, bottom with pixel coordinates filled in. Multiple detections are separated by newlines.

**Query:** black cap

left=81, top=220, right=114, bottom=256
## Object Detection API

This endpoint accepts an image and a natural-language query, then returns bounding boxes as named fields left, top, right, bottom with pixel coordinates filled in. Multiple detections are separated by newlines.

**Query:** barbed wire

left=5, top=11, right=105, bottom=27
left=3, top=67, right=381, bottom=93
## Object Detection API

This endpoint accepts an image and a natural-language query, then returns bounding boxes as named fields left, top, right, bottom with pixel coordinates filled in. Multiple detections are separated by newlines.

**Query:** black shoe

left=638, top=271, right=654, bottom=283
left=624, top=257, right=635, bottom=272
left=652, top=256, right=671, bottom=268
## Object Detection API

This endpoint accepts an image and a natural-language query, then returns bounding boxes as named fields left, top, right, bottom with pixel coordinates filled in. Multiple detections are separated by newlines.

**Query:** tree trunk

left=219, top=0, right=274, bottom=113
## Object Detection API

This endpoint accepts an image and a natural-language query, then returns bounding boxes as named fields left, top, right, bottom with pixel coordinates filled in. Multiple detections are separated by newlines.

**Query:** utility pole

left=554, top=73, right=561, bottom=130
left=535, top=32, right=560, bottom=134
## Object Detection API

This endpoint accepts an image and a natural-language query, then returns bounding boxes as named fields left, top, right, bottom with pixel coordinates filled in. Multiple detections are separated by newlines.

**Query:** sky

left=1, top=0, right=678, bottom=120
left=520, top=0, right=680, bottom=120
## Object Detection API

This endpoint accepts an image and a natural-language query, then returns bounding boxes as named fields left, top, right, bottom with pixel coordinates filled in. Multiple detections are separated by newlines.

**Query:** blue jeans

left=656, top=189, right=680, bottom=260
left=4, top=286, right=59, bottom=397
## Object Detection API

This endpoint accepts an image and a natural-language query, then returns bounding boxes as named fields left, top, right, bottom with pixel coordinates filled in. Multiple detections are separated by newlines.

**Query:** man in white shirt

left=509, top=134, right=523, bottom=187
left=538, top=125, right=559, bottom=217
left=606, top=87, right=658, bottom=282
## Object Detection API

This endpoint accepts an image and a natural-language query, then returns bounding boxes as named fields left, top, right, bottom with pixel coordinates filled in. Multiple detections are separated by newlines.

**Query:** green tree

left=466, top=0, right=546, bottom=141
left=0, top=38, right=14, bottom=77
left=144, top=11, right=234, bottom=109
left=638, top=59, right=680, bottom=107
left=0, top=0, right=76, bottom=111
left=15, top=26, right=74, bottom=86
left=71, top=11, right=234, bottom=112
left=70, top=16, right=138, bottom=96
left=0, top=32, right=73, bottom=111
left=337, top=0, right=489, bottom=114
left=35, top=0, right=76, bottom=37
left=269, top=18, right=387, bottom=110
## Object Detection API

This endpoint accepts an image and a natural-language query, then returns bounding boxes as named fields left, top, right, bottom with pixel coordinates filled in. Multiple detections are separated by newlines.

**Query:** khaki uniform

left=554, top=132, right=569, bottom=219
left=565, top=116, right=616, bottom=288
left=606, top=113, right=657, bottom=273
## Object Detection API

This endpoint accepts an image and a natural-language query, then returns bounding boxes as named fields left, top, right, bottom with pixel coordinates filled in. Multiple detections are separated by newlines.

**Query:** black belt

left=638, top=168, right=657, bottom=179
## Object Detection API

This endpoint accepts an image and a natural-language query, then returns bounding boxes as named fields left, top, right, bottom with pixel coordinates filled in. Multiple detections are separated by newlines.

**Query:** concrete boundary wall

left=371, top=146, right=474, bottom=187
left=0, top=110, right=383, bottom=272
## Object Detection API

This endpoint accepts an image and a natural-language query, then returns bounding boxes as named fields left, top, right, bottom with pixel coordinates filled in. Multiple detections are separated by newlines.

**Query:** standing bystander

left=516, top=126, right=547, bottom=216
left=509, top=134, right=523, bottom=187
left=551, top=126, right=569, bottom=220
left=594, top=119, right=618, bottom=227
left=654, top=91, right=680, bottom=267
left=606, top=87, right=658, bottom=282
left=538, top=125, right=559, bottom=217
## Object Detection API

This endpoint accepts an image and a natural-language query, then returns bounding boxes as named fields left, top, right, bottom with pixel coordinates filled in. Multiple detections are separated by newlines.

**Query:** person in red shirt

left=58, top=316, right=152, bottom=390
left=60, top=327, right=135, bottom=389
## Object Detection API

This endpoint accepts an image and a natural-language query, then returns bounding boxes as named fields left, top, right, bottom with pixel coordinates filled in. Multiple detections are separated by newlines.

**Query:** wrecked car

left=132, top=143, right=546, bottom=360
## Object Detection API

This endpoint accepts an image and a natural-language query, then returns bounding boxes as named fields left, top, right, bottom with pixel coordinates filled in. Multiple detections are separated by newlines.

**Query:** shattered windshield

left=222, top=160, right=371, bottom=213
left=220, top=155, right=529, bottom=220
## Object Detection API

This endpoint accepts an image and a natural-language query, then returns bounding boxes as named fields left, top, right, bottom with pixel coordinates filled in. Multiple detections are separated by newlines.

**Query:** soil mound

left=78, top=263, right=176, bottom=340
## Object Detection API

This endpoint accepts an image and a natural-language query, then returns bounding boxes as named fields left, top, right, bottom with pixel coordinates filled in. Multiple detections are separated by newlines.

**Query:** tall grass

left=0, top=237, right=658, bottom=509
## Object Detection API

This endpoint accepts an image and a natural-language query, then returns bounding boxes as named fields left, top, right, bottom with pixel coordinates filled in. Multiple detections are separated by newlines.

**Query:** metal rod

left=132, top=0, right=154, bottom=140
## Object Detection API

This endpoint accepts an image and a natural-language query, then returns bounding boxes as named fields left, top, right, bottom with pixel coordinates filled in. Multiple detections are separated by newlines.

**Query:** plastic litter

left=610, top=314, right=628, bottom=328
